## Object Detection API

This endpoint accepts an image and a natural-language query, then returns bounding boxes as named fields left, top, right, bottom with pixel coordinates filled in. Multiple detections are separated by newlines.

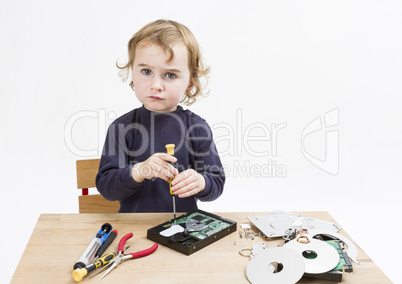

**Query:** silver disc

left=246, top=247, right=305, bottom=284
left=283, top=239, right=340, bottom=274
left=308, top=229, right=360, bottom=264
left=186, top=221, right=207, bottom=231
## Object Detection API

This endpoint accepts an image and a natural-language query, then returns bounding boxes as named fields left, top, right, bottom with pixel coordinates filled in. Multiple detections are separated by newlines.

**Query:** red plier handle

left=118, top=233, right=133, bottom=253
left=117, top=232, right=158, bottom=258
left=129, top=243, right=158, bottom=259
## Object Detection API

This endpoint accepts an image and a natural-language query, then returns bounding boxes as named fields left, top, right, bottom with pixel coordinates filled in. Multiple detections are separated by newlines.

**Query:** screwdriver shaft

left=172, top=195, right=176, bottom=224
left=166, top=144, right=177, bottom=225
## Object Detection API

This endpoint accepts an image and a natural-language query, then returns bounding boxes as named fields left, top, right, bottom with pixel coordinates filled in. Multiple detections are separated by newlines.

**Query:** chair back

left=76, top=159, right=120, bottom=213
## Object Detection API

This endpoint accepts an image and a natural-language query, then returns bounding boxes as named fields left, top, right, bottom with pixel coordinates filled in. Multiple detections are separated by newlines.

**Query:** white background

left=1, top=1, right=401, bottom=283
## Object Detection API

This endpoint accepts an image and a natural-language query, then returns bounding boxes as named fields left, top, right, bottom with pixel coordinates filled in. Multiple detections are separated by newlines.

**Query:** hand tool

left=98, top=232, right=158, bottom=281
left=165, top=144, right=177, bottom=224
left=93, top=229, right=118, bottom=262
left=88, top=246, right=130, bottom=279
left=72, top=252, right=116, bottom=282
left=73, top=223, right=113, bottom=270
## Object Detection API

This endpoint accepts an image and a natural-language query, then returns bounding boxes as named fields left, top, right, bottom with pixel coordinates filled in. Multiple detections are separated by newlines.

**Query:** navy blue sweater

left=95, top=105, right=225, bottom=213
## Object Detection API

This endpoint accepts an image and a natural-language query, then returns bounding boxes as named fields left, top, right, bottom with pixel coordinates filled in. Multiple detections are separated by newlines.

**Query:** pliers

left=96, top=232, right=158, bottom=281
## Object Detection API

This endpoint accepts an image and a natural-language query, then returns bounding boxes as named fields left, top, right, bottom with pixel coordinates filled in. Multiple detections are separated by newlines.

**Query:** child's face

left=132, top=42, right=193, bottom=112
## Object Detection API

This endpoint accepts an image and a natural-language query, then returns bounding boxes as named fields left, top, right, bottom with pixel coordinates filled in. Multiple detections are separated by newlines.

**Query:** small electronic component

left=191, top=215, right=207, bottom=222
left=205, top=219, right=214, bottom=225
left=328, top=240, right=353, bottom=272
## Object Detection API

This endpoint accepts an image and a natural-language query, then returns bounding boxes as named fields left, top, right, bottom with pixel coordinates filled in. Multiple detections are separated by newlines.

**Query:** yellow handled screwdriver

left=165, top=144, right=177, bottom=224
left=72, top=252, right=116, bottom=282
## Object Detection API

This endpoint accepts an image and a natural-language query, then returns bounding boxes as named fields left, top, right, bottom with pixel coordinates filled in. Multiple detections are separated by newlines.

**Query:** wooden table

left=11, top=212, right=391, bottom=284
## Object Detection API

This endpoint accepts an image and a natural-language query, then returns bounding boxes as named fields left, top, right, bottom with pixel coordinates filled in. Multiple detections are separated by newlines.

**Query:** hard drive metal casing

left=147, top=209, right=237, bottom=255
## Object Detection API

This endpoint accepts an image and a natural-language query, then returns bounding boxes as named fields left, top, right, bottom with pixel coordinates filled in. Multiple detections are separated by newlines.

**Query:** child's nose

left=151, top=76, right=164, bottom=92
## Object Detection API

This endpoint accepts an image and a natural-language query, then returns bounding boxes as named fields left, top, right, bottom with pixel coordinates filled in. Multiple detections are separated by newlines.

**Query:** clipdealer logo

left=64, top=109, right=117, bottom=157
left=301, top=108, right=339, bottom=176
left=211, top=109, right=287, bottom=178
left=64, top=108, right=339, bottom=177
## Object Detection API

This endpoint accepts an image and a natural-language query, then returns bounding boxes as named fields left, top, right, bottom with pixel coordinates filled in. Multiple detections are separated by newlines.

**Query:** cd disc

left=246, top=247, right=305, bottom=284
left=283, top=239, right=340, bottom=274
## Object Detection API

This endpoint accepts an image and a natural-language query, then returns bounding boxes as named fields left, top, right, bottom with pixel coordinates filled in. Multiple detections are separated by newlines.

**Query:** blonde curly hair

left=117, top=19, right=210, bottom=106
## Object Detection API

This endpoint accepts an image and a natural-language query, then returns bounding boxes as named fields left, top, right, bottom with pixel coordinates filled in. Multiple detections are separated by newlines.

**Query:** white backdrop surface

left=1, top=1, right=401, bottom=283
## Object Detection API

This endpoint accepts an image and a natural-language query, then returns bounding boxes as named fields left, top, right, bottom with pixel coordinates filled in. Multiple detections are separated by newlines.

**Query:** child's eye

left=165, top=73, right=176, bottom=79
left=142, top=69, right=152, bottom=75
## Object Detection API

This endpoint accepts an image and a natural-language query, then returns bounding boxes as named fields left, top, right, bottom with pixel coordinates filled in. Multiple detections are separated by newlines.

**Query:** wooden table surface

left=11, top=212, right=391, bottom=284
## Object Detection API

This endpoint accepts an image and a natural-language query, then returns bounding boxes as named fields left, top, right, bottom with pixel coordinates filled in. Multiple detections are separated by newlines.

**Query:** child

left=96, top=19, right=225, bottom=213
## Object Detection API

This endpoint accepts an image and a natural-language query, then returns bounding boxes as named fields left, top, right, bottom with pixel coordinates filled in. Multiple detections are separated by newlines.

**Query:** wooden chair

left=76, top=159, right=120, bottom=213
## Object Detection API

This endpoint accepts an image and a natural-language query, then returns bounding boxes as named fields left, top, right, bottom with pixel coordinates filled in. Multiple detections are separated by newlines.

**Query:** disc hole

left=268, top=262, right=283, bottom=273
left=302, top=250, right=317, bottom=259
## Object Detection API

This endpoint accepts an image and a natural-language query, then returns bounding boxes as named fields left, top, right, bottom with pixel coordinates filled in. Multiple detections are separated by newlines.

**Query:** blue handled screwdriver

left=93, top=229, right=118, bottom=262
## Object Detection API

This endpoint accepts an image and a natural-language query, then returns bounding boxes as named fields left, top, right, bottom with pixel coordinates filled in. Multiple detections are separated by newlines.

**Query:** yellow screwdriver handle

left=165, top=144, right=175, bottom=155
left=72, top=252, right=116, bottom=282
left=93, top=252, right=116, bottom=268
left=165, top=144, right=175, bottom=195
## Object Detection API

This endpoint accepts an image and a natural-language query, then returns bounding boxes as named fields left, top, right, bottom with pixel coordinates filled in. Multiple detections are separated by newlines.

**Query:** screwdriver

left=93, top=230, right=118, bottom=262
left=72, top=252, right=116, bottom=282
left=165, top=144, right=177, bottom=224
left=88, top=246, right=130, bottom=279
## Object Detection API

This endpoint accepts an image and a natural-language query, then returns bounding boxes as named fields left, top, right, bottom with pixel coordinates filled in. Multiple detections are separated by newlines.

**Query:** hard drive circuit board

left=163, top=212, right=231, bottom=240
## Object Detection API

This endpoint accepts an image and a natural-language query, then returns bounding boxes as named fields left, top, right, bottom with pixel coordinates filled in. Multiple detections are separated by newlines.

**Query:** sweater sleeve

left=95, top=122, right=143, bottom=201
left=189, top=119, right=225, bottom=202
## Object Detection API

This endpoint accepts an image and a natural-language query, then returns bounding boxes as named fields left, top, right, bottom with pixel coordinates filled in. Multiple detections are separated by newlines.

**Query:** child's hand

left=170, top=169, right=206, bottom=198
left=132, top=153, right=179, bottom=183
